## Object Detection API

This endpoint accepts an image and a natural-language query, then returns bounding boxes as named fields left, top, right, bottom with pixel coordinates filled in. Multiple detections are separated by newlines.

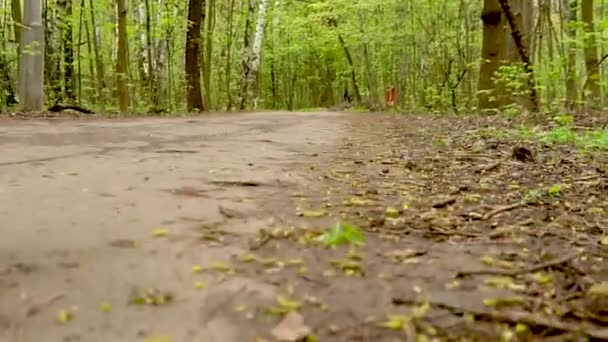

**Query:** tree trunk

left=144, top=0, right=159, bottom=110
left=11, top=0, right=22, bottom=74
left=478, top=0, right=509, bottom=111
left=498, top=0, right=539, bottom=112
left=338, top=33, right=362, bottom=104
left=247, top=0, right=269, bottom=109
left=203, top=0, right=215, bottom=108
left=224, top=0, right=236, bottom=110
left=185, top=0, right=205, bottom=112
left=564, top=0, right=578, bottom=110
left=19, top=0, right=45, bottom=111
left=116, top=0, right=130, bottom=113
left=58, top=0, right=75, bottom=102
left=238, top=0, right=255, bottom=110
left=581, top=0, right=602, bottom=109
left=89, top=0, right=105, bottom=107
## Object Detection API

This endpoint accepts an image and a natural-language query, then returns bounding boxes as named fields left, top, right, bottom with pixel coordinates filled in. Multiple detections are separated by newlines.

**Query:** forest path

left=0, top=111, right=347, bottom=341
left=1, top=111, right=606, bottom=341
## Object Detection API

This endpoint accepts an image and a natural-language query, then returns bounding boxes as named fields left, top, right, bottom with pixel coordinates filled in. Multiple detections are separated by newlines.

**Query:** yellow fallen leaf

left=192, top=265, right=203, bottom=273
left=194, top=281, right=205, bottom=289
left=210, top=262, right=234, bottom=272
left=56, top=309, right=73, bottom=324
left=411, top=302, right=431, bottom=318
left=385, top=207, right=400, bottom=218
left=152, top=228, right=169, bottom=237
left=276, top=295, right=302, bottom=311
left=530, top=272, right=553, bottom=285
left=100, top=302, right=112, bottom=313
left=380, top=314, right=410, bottom=330
left=588, top=282, right=608, bottom=297
left=344, top=197, right=372, bottom=206
left=240, top=254, right=257, bottom=262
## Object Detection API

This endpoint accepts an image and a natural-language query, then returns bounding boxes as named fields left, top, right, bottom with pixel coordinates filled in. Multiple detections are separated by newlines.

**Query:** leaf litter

left=225, top=114, right=608, bottom=341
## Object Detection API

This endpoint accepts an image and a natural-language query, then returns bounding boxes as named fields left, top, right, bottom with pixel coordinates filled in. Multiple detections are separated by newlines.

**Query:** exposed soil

left=0, top=111, right=607, bottom=342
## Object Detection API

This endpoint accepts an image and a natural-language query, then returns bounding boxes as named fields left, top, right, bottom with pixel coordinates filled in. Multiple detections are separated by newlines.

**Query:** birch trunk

left=19, top=0, right=45, bottom=111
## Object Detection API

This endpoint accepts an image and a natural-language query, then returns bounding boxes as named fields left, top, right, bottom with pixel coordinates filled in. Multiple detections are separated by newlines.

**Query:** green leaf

left=321, top=221, right=365, bottom=247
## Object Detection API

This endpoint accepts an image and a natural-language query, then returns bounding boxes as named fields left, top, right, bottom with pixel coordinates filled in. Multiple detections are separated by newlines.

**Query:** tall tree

left=239, top=0, right=256, bottom=110
left=116, top=0, right=130, bottom=113
left=19, top=0, right=45, bottom=111
left=185, top=0, right=205, bottom=111
left=564, top=0, right=578, bottom=110
left=58, top=0, right=75, bottom=102
left=478, top=0, right=508, bottom=111
left=581, top=0, right=602, bottom=109
left=498, top=0, right=539, bottom=112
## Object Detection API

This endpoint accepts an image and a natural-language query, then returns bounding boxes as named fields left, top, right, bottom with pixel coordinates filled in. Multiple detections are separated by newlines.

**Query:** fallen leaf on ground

left=56, top=309, right=73, bottom=324
left=270, top=311, right=311, bottom=341
left=152, top=228, right=169, bottom=237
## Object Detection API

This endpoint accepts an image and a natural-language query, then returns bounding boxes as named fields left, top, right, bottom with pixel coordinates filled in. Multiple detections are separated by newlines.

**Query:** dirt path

left=0, top=111, right=348, bottom=342
left=1, top=112, right=607, bottom=342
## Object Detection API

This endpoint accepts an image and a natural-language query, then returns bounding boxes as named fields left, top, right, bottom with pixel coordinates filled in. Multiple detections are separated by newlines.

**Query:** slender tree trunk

left=203, top=0, right=215, bottom=108
left=11, top=0, right=22, bottom=74
left=247, top=0, right=269, bottom=109
left=239, top=0, right=255, bottom=110
left=116, top=0, right=130, bottom=113
left=478, top=0, right=508, bottom=111
left=144, top=0, right=158, bottom=110
left=498, top=0, right=539, bottom=112
left=224, top=0, right=235, bottom=110
left=582, top=0, right=602, bottom=109
left=185, top=0, right=205, bottom=111
left=337, top=33, right=362, bottom=104
left=58, top=0, right=75, bottom=102
left=89, top=0, right=105, bottom=107
left=20, top=0, right=45, bottom=111
left=564, top=0, right=578, bottom=110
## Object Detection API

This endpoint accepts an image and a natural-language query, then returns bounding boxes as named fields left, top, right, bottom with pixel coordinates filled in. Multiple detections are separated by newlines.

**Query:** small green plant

left=539, top=126, right=578, bottom=145
left=553, top=114, right=574, bottom=127
left=522, top=189, right=542, bottom=204
left=321, top=221, right=365, bottom=247
left=548, top=184, right=562, bottom=197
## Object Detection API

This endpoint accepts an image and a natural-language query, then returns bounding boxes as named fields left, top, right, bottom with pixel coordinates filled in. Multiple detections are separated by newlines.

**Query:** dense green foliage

left=1, top=0, right=608, bottom=113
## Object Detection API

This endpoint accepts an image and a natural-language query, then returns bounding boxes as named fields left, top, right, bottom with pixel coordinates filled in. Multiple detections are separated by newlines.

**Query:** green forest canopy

left=1, top=0, right=607, bottom=114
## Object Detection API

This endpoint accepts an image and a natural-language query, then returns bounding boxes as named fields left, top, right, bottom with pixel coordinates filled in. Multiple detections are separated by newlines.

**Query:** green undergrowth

left=478, top=115, right=608, bottom=152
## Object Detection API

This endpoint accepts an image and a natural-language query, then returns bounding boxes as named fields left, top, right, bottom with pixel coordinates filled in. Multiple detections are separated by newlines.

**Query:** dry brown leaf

left=270, top=311, right=311, bottom=341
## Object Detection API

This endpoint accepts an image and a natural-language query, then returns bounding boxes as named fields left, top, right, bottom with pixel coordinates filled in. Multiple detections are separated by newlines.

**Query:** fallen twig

left=482, top=202, right=524, bottom=220
left=210, top=180, right=263, bottom=187
left=391, top=297, right=608, bottom=339
left=26, top=292, right=66, bottom=317
left=456, top=250, right=583, bottom=278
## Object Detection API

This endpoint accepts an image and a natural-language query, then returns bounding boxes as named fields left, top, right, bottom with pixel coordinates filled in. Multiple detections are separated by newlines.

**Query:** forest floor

left=0, top=111, right=607, bottom=342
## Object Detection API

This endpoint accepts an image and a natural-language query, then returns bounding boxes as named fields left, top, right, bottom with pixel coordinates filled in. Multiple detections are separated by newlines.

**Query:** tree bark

left=144, top=0, right=159, bottom=110
left=224, top=0, right=236, bottom=110
left=498, top=0, right=539, bottom=112
left=247, top=0, right=269, bottom=109
left=203, top=0, right=215, bottom=108
left=478, top=0, right=508, bottom=111
left=581, top=0, right=602, bottom=109
left=238, top=0, right=255, bottom=110
left=89, top=0, right=105, bottom=107
left=58, top=0, right=75, bottom=102
left=116, top=0, right=130, bottom=113
left=564, top=0, right=578, bottom=110
left=185, top=0, right=205, bottom=112
left=19, top=0, right=45, bottom=111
